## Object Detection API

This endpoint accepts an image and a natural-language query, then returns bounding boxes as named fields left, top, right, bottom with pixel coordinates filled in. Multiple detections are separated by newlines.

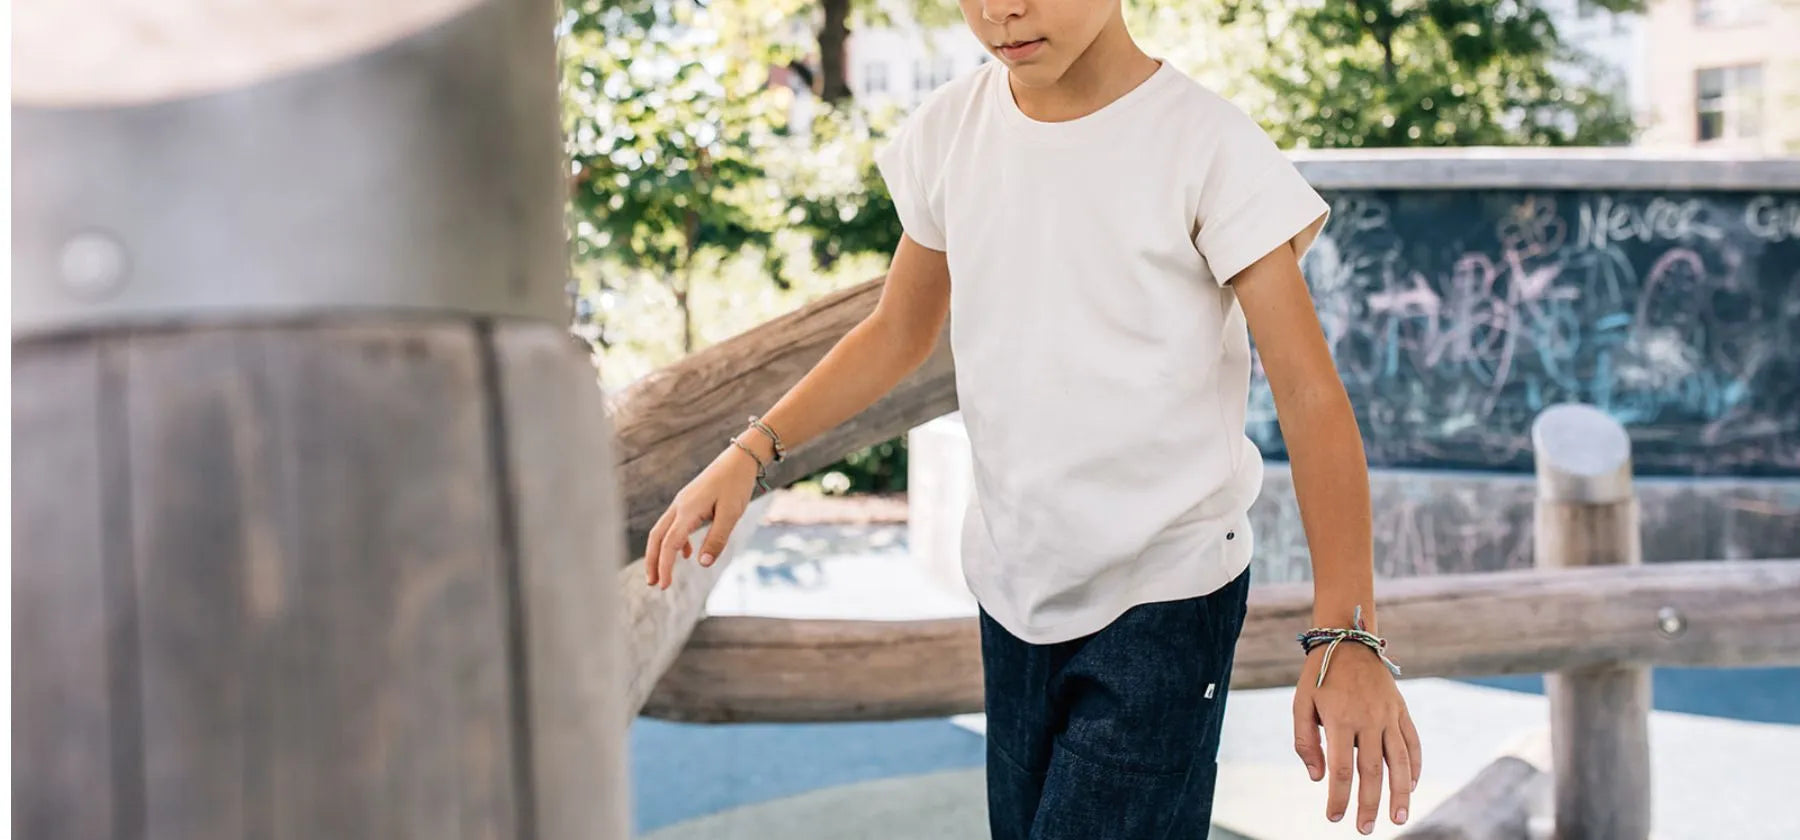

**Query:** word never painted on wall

left=1251, top=190, right=1800, bottom=477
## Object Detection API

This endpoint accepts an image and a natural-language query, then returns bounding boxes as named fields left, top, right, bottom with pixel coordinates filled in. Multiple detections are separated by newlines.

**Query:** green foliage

left=568, top=0, right=1650, bottom=494
left=563, top=2, right=784, bottom=269
left=774, top=104, right=907, bottom=269
left=561, top=0, right=802, bottom=352
left=1189, top=0, right=1643, bottom=148
left=809, top=436, right=910, bottom=495
left=562, top=0, right=909, bottom=485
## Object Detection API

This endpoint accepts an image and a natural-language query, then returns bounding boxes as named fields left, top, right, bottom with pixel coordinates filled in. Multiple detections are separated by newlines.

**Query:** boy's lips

left=997, top=38, right=1046, bottom=62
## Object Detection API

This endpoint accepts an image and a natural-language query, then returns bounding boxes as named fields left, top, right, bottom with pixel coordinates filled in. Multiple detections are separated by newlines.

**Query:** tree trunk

left=678, top=208, right=700, bottom=355
left=818, top=0, right=852, bottom=103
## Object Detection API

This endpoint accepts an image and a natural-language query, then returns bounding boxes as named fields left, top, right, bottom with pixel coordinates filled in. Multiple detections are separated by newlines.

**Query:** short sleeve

left=1192, top=117, right=1329, bottom=286
left=874, top=110, right=948, bottom=252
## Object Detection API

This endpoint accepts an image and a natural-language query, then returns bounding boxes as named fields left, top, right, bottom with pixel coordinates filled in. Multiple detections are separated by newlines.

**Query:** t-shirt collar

left=991, top=57, right=1175, bottom=144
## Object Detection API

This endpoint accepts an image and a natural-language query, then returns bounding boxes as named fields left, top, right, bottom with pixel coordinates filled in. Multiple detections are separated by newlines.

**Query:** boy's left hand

left=1293, top=643, right=1422, bottom=835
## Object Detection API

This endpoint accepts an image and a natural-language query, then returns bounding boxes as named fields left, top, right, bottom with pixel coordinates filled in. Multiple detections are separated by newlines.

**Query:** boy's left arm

left=1230, top=240, right=1424, bottom=836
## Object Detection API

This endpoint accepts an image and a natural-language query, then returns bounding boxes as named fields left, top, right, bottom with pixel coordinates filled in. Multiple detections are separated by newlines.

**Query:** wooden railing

left=614, top=281, right=1800, bottom=840
left=15, top=6, right=1800, bottom=836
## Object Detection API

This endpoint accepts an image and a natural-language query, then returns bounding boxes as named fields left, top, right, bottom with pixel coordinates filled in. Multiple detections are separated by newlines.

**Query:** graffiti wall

left=1249, top=189, right=1800, bottom=476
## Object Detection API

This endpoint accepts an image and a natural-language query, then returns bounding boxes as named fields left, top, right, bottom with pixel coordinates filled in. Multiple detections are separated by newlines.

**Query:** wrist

left=723, top=435, right=767, bottom=471
left=1310, top=602, right=1377, bottom=634
left=741, top=416, right=786, bottom=462
left=730, top=432, right=777, bottom=465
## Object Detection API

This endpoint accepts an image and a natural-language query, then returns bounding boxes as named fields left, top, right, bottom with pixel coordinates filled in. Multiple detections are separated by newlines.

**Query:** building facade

left=1550, top=0, right=1652, bottom=124
left=844, top=15, right=989, bottom=110
left=1641, top=0, right=1800, bottom=154
left=840, top=1, right=1797, bottom=155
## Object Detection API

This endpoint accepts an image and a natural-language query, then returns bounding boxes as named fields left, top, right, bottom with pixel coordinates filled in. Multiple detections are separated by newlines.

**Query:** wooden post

left=12, top=2, right=628, bottom=839
left=1531, top=404, right=1652, bottom=840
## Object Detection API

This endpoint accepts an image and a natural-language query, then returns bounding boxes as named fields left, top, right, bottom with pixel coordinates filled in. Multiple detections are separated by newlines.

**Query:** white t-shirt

left=875, top=58, right=1329, bottom=644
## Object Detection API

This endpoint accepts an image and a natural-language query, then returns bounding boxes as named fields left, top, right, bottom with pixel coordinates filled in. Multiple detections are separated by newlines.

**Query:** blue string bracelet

left=1295, top=604, right=1402, bottom=688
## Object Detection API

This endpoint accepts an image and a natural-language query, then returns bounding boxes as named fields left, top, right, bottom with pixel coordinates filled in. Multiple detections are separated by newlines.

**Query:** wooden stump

left=1531, top=404, right=1651, bottom=840
left=13, top=323, right=630, bottom=840
left=12, top=1, right=626, bottom=837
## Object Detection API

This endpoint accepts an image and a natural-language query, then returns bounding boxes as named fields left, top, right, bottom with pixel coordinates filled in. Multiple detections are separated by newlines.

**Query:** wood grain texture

left=485, top=323, right=630, bottom=840
left=1394, top=756, right=1547, bottom=840
left=640, top=560, right=1800, bottom=722
left=1545, top=664, right=1651, bottom=840
left=617, top=494, right=774, bottom=721
left=1533, top=411, right=1651, bottom=840
left=642, top=617, right=984, bottom=723
left=117, top=324, right=521, bottom=839
left=610, top=276, right=957, bottom=558
left=13, top=0, right=481, bottom=106
left=12, top=340, right=125, bottom=839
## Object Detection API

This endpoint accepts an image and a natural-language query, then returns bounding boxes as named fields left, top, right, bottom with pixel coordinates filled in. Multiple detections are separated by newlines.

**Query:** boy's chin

left=1006, top=63, right=1067, bottom=89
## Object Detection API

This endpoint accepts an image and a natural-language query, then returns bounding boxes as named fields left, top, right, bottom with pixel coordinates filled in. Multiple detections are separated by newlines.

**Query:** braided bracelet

left=747, top=415, right=787, bottom=463
left=1295, top=604, right=1402, bottom=688
left=728, top=435, right=775, bottom=497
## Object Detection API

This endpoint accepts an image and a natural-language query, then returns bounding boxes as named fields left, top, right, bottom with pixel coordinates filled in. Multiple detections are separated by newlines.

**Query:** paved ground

left=629, top=493, right=1800, bottom=839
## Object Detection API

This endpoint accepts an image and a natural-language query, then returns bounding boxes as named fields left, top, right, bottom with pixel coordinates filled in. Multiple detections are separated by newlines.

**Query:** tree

left=819, top=0, right=853, bottom=102
left=1186, top=0, right=1643, bottom=148
left=561, top=0, right=796, bottom=356
left=816, top=0, right=964, bottom=105
left=565, top=0, right=1651, bottom=491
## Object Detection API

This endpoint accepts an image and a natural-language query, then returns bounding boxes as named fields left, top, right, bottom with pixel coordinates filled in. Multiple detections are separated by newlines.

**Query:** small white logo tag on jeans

left=1204, top=682, right=1216, bottom=699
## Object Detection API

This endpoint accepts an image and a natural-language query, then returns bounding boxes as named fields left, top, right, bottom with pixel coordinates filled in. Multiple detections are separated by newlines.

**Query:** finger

left=1401, top=707, right=1423, bottom=791
left=645, top=506, right=675, bottom=586
left=698, top=503, right=745, bottom=567
left=657, top=512, right=698, bottom=591
left=1293, top=692, right=1325, bottom=781
left=681, top=506, right=717, bottom=559
left=1324, top=722, right=1355, bottom=824
left=1385, top=722, right=1414, bottom=826
left=1356, top=727, right=1386, bottom=835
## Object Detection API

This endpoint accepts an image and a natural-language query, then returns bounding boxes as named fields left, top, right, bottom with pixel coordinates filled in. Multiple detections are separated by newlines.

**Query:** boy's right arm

left=643, top=234, right=951, bottom=588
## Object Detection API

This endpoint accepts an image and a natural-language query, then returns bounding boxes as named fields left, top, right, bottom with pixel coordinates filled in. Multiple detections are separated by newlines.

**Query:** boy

left=644, top=0, right=1423, bottom=837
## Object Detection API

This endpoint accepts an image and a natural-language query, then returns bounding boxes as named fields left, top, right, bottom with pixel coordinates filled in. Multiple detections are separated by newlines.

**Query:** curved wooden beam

left=610, top=276, right=957, bottom=558
left=617, top=494, right=776, bottom=721
left=642, top=616, right=982, bottom=723
left=641, top=559, right=1800, bottom=722
left=1395, top=729, right=1552, bottom=840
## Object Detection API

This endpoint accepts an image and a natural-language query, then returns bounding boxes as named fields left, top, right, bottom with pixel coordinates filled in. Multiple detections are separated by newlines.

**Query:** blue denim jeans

left=980, top=564, right=1252, bottom=840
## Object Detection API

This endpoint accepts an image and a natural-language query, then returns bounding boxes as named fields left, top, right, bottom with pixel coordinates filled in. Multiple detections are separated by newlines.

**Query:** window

left=914, top=59, right=933, bottom=93
left=1577, top=0, right=1600, bottom=19
left=863, top=62, right=888, bottom=94
left=1696, top=64, right=1764, bottom=141
left=1696, top=0, right=1767, bottom=26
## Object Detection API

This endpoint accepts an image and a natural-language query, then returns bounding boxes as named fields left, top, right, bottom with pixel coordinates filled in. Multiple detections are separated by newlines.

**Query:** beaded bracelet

left=747, top=415, right=787, bottom=463
left=728, top=435, right=775, bottom=497
left=1295, top=604, right=1402, bottom=688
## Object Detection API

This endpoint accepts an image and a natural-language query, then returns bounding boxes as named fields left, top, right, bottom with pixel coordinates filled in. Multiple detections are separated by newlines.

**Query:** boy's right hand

left=643, top=444, right=761, bottom=590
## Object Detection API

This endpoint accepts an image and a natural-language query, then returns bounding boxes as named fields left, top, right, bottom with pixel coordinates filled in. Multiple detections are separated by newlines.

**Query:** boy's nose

left=981, top=0, right=1027, bottom=25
